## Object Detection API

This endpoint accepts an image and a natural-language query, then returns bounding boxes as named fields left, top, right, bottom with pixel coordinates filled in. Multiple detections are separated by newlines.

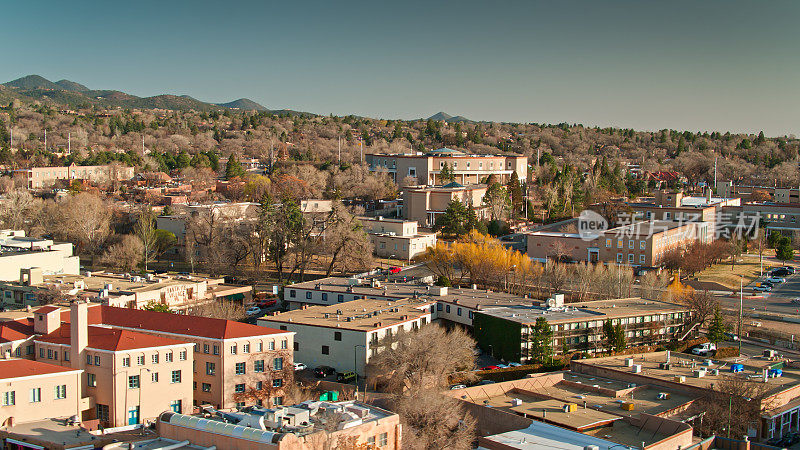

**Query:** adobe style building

left=258, top=297, right=434, bottom=375
left=402, top=182, right=488, bottom=227
left=12, top=163, right=134, bottom=189
left=623, top=189, right=740, bottom=232
left=366, top=147, right=527, bottom=186
left=0, top=359, right=84, bottom=428
left=157, top=400, right=402, bottom=449
left=525, top=219, right=709, bottom=267
left=0, top=230, right=79, bottom=282
left=0, top=302, right=294, bottom=428
left=0, top=270, right=251, bottom=311
left=358, top=216, right=437, bottom=260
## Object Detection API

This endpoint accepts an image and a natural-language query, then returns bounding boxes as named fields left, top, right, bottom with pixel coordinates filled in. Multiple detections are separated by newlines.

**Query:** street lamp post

left=354, top=344, right=366, bottom=400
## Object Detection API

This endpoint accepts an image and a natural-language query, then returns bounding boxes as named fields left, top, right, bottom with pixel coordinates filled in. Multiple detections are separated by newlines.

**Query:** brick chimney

left=70, top=301, right=88, bottom=369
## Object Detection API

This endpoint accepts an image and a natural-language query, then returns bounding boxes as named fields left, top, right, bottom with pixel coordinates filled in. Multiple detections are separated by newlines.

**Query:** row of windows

left=435, top=303, right=474, bottom=319
left=616, top=253, right=647, bottom=264
left=1, top=385, right=67, bottom=406
left=121, top=350, right=185, bottom=367
left=40, top=347, right=69, bottom=362
left=206, top=358, right=284, bottom=376
left=606, top=239, right=647, bottom=250
left=128, top=370, right=181, bottom=389
left=234, top=379, right=283, bottom=393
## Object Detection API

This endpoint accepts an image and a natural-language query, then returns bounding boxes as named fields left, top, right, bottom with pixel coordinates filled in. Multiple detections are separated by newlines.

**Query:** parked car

left=293, top=362, right=307, bottom=371
left=767, top=276, right=786, bottom=284
left=314, top=366, right=336, bottom=378
left=245, top=306, right=262, bottom=316
left=480, top=365, right=500, bottom=371
left=784, top=266, right=796, bottom=274
left=691, top=343, right=717, bottom=356
left=449, top=384, right=467, bottom=390
left=388, top=266, right=402, bottom=274
left=496, top=364, right=509, bottom=369
left=507, top=362, right=522, bottom=367
left=336, top=371, right=357, bottom=383
left=771, top=268, right=791, bottom=277
left=724, top=332, right=738, bottom=341
left=477, top=380, right=496, bottom=385
left=255, top=298, right=277, bottom=308
left=790, top=298, right=800, bottom=305
left=753, top=284, right=772, bottom=292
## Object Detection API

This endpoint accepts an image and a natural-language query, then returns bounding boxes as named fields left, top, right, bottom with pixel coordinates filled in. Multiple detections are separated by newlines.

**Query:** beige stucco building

left=402, top=182, right=488, bottom=227
left=13, top=163, right=134, bottom=189
left=0, top=230, right=79, bottom=282
left=0, top=359, right=84, bottom=427
left=358, top=217, right=436, bottom=261
left=366, top=148, right=527, bottom=186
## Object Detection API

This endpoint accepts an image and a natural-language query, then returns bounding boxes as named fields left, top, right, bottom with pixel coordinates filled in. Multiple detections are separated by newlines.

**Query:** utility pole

left=68, top=132, right=71, bottom=154
left=360, top=140, right=363, bottom=163
left=44, top=129, right=47, bottom=151
left=338, top=135, right=341, bottom=164
left=714, top=156, right=718, bottom=192
left=142, top=135, right=145, bottom=154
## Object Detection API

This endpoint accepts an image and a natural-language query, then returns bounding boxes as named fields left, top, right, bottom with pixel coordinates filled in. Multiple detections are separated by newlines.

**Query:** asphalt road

left=718, top=270, right=800, bottom=319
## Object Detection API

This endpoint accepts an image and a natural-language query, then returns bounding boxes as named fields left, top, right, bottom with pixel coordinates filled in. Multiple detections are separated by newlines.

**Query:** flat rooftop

left=479, top=298, right=687, bottom=325
left=36, top=272, right=219, bottom=294
left=573, top=351, right=800, bottom=397
left=287, top=277, right=542, bottom=310
left=258, top=297, right=434, bottom=331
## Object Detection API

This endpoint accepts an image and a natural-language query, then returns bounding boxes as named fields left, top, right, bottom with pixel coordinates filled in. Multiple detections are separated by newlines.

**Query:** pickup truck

left=691, top=343, right=717, bottom=356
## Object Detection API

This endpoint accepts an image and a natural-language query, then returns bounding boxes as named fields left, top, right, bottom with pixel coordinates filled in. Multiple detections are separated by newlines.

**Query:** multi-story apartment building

left=525, top=219, right=708, bottom=267
left=157, top=400, right=403, bottom=449
left=0, top=359, right=84, bottom=427
left=358, top=216, right=437, bottom=260
left=0, top=270, right=251, bottom=311
left=33, top=302, right=194, bottom=427
left=12, top=163, right=134, bottom=189
left=402, top=182, right=488, bottom=227
left=717, top=180, right=800, bottom=205
left=258, top=297, right=434, bottom=374
left=366, top=148, right=527, bottom=186
left=472, top=296, right=691, bottom=363
left=623, top=189, right=739, bottom=231
left=0, top=230, right=79, bottom=282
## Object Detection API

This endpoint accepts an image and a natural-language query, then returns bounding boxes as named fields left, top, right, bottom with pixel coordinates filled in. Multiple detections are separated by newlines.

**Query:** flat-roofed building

left=258, top=297, right=434, bottom=374
left=367, top=148, right=527, bottom=186
left=402, top=182, right=488, bottom=227
left=0, top=271, right=250, bottom=311
left=12, top=163, right=134, bottom=189
left=0, top=230, right=79, bottom=282
left=157, top=400, right=402, bottom=449
left=472, top=297, right=691, bottom=362
left=0, top=359, right=84, bottom=427
left=358, top=216, right=436, bottom=260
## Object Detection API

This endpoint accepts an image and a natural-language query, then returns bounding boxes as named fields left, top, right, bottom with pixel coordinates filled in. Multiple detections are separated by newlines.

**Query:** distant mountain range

left=0, top=75, right=297, bottom=114
left=427, top=111, right=473, bottom=123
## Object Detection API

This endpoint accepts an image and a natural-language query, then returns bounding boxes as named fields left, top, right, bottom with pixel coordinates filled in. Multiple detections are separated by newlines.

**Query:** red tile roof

left=36, top=324, right=190, bottom=351
left=0, top=318, right=35, bottom=343
left=59, top=305, right=285, bottom=340
left=0, top=359, right=79, bottom=380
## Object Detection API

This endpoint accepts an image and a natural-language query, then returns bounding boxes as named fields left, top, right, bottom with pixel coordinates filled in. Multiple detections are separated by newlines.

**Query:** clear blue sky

left=2, top=0, right=798, bottom=136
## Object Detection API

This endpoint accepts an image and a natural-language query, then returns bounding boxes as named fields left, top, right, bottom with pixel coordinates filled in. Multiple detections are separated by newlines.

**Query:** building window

left=230, top=345, right=237, bottom=355
left=628, top=254, right=634, bottom=263
left=334, top=331, right=342, bottom=341
left=254, top=360, right=265, bottom=373
left=95, top=356, right=100, bottom=366
left=445, top=305, right=450, bottom=313
left=39, top=348, right=45, bottom=358
left=166, top=353, right=173, bottom=362
left=171, top=370, right=182, bottom=383
left=457, top=307, right=462, bottom=316
left=26, top=345, right=33, bottom=355
left=47, top=349, right=53, bottom=359
left=337, top=294, right=344, bottom=302
left=269, top=341, right=275, bottom=350
left=123, top=357, right=131, bottom=367
left=617, top=253, right=623, bottom=263
left=289, top=290, right=296, bottom=298
left=273, top=379, right=283, bottom=388
left=640, top=240, right=646, bottom=250
left=128, top=375, right=140, bottom=389
left=306, top=291, right=312, bottom=299
left=2, top=391, right=15, bottom=406
left=437, top=303, right=442, bottom=311
left=281, top=340, right=287, bottom=350
left=322, top=293, right=328, bottom=301
left=137, top=356, right=145, bottom=366
left=206, top=362, right=215, bottom=375
left=97, top=404, right=109, bottom=422
left=273, top=358, right=284, bottom=371
left=617, top=240, right=623, bottom=248
left=322, top=345, right=330, bottom=355
left=628, top=240, right=634, bottom=249
left=88, top=373, right=96, bottom=387
left=86, top=354, right=92, bottom=365
left=235, top=384, right=245, bottom=393
left=203, top=344, right=209, bottom=354
left=235, top=362, right=246, bottom=375
left=152, top=354, right=159, bottom=364
left=379, top=432, right=388, bottom=446
left=605, top=239, right=612, bottom=248
left=257, top=342, right=263, bottom=352
left=54, top=385, right=67, bottom=400
left=170, top=400, right=182, bottom=413
left=213, top=345, right=219, bottom=355
left=639, top=254, right=646, bottom=264
left=202, top=383, right=211, bottom=392
left=242, top=344, right=250, bottom=353
left=152, top=372, right=159, bottom=383
left=179, top=350, right=187, bottom=361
